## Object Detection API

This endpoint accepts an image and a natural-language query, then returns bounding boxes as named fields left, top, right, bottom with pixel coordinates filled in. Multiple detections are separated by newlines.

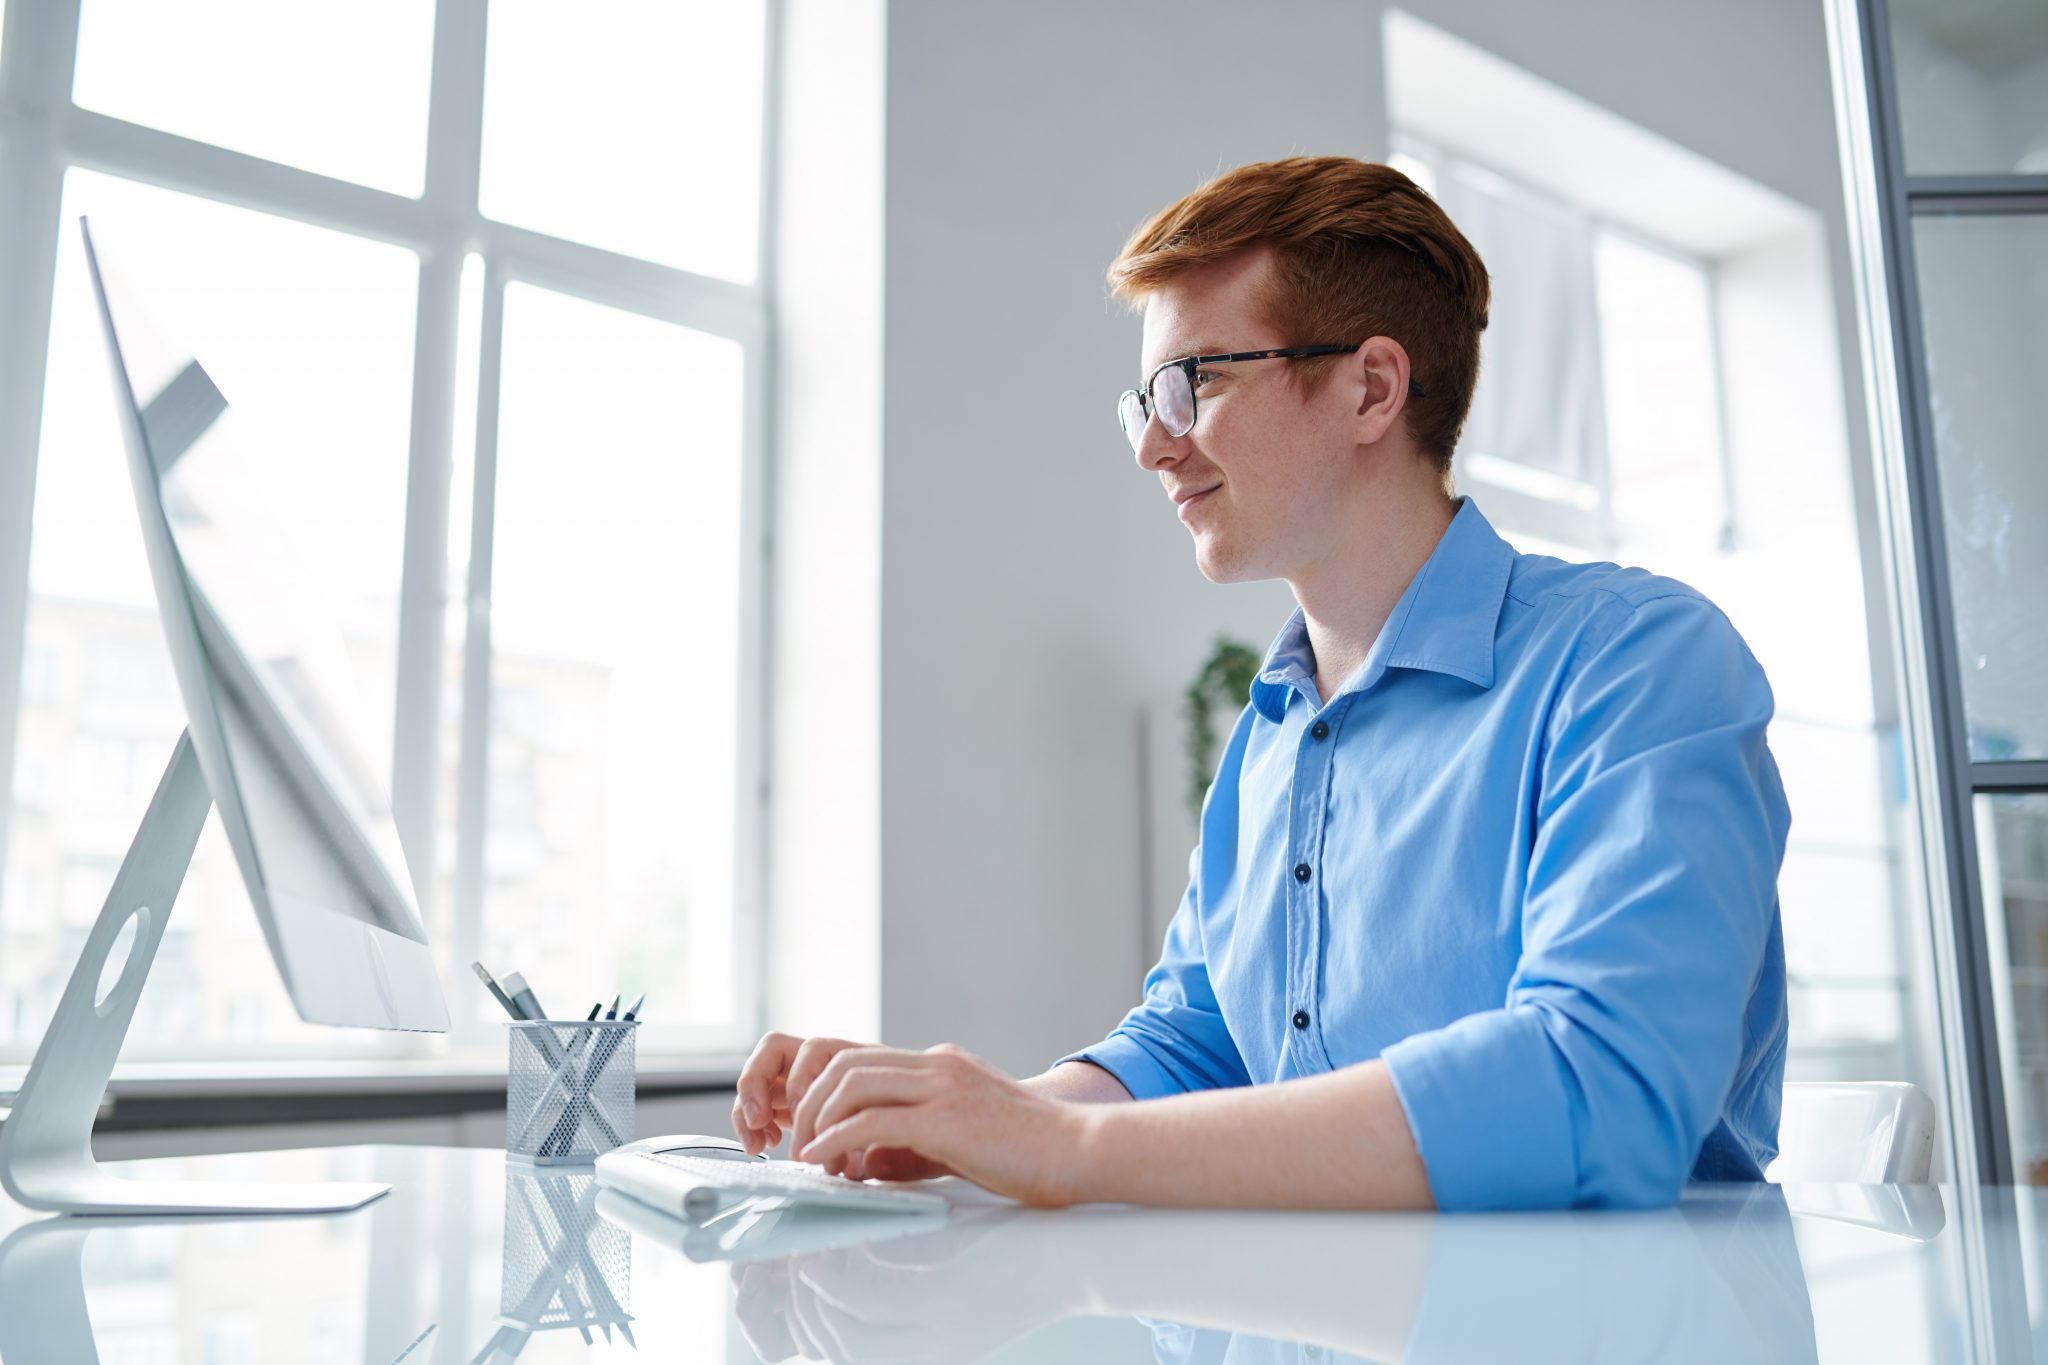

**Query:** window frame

left=0, top=0, right=776, bottom=1068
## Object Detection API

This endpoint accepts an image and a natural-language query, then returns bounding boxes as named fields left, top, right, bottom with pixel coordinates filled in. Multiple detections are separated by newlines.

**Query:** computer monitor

left=0, top=220, right=449, bottom=1215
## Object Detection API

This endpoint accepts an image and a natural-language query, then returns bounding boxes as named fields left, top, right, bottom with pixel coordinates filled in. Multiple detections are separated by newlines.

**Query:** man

left=732, top=156, right=1790, bottom=1211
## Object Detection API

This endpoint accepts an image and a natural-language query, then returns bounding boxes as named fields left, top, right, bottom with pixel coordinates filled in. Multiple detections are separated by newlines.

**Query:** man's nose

left=1132, top=412, right=1187, bottom=472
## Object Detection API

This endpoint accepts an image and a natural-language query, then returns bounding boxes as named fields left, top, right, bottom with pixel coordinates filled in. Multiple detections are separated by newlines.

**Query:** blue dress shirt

left=1063, top=498, right=1791, bottom=1210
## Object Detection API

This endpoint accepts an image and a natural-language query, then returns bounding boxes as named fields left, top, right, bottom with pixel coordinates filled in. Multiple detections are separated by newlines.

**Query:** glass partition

left=1914, top=213, right=2048, bottom=763
left=1980, top=793, right=2048, bottom=1182
left=1888, top=0, right=2048, bottom=178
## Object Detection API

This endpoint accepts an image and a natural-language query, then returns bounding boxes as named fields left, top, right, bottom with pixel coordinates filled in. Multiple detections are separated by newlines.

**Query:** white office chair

left=1764, top=1081, right=1937, bottom=1184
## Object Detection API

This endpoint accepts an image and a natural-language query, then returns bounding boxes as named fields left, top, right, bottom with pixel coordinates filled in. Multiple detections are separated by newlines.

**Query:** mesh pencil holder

left=506, top=1020, right=637, bottom=1164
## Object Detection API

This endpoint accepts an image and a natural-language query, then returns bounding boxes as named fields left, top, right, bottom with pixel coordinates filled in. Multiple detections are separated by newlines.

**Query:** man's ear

left=1351, top=336, right=1415, bottom=446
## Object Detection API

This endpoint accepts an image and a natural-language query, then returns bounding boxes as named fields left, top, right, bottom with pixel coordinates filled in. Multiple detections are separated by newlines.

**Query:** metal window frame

left=1843, top=0, right=2048, bottom=1188
left=0, top=0, right=775, bottom=1065
left=1822, top=7, right=2048, bottom=1358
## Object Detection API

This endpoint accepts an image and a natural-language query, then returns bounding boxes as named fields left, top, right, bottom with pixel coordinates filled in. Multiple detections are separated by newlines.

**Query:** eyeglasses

left=1116, top=344, right=1428, bottom=452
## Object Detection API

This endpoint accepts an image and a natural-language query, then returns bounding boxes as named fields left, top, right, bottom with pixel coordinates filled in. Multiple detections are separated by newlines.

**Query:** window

left=72, top=0, right=435, bottom=194
left=0, top=3, right=771, bottom=1066
left=472, top=283, right=747, bottom=1031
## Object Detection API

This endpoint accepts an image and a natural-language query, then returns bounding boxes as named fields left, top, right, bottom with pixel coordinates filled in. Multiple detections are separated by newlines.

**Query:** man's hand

left=732, top=1032, right=954, bottom=1180
left=789, top=1043, right=1094, bottom=1207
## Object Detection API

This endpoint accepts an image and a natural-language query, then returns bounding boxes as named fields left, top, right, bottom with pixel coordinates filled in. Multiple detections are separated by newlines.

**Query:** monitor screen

left=82, top=218, right=447, bottom=1032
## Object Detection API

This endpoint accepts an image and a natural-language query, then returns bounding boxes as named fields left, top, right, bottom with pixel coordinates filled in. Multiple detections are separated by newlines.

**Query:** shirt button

left=1310, top=721, right=1329, bottom=740
left=1293, top=862, right=1311, bottom=883
left=1292, top=1010, right=1310, bottom=1030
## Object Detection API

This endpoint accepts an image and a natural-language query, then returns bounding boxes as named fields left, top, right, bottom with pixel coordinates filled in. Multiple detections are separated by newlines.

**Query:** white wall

left=875, top=0, right=1381, bottom=1072
left=769, top=0, right=1882, bottom=1078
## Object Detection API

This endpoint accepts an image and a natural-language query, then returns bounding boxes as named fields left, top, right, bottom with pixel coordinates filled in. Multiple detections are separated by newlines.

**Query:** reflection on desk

left=715, top=1185, right=1820, bottom=1364
left=0, top=1144, right=2012, bottom=1363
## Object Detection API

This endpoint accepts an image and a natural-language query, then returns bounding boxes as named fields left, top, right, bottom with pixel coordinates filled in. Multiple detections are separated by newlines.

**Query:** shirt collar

left=1249, top=498, right=1516, bottom=722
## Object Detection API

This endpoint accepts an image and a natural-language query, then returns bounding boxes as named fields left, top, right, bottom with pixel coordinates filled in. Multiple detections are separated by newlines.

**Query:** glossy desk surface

left=0, top=1143, right=2032, bottom=1362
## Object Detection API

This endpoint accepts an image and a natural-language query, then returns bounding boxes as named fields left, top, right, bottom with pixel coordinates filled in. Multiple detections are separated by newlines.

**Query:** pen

left=530, top=1010, right=604, bottom=1157
left=559, top=1002, right=604, bottom=1060
left=472, top=963, right=521, bottom=1020
left=543, top=995, right=640, bottom=1157
left=501, top=971, right=548, bottom=1021
left=538, top=999, right=627, bottom=1157
left=582, top=995, right=642, bottom=1101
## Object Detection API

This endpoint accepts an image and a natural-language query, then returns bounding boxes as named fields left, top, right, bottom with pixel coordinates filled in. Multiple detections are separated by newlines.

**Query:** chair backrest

left=1765, top=1081, right=1937, bottom=1184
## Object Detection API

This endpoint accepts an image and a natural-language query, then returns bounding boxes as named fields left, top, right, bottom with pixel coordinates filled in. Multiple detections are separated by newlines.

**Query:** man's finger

left=735, top=1032, right=802, bottom=1126
left=733, top=1099, right=783, bottom=1156
left=789, top=1046, right=903, bottom=1155
left=808, top=1065, right=937, bottom=1143
left=800, top=1106, right=918, bottom=1171
left=784, top=1036, right=861, bottom=1109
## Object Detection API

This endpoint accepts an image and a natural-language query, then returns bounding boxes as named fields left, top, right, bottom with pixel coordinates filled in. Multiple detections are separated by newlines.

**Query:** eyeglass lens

left=1153, top=363, right=1195, bottom=438
left=1120, top=362, right=1199, bottom=452
left=1118, top=389, right=1147, bottom=449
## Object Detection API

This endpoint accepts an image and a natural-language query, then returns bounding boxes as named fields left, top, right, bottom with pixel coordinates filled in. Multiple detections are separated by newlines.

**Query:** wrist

left=1059, top=1099, right=1121, bottom=1207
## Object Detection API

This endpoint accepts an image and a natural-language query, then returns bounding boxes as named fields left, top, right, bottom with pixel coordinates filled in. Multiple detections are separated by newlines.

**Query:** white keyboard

left=594, top=1142, right=951, bottom=1224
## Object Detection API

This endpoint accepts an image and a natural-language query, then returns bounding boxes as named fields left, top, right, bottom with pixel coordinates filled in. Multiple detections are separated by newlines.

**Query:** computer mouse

left=614, top=1133, right=767, bottom=1162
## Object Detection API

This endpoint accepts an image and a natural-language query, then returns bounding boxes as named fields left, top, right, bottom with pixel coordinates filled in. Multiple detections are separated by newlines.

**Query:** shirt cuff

left=1053, top=1033, right=1182, bottom=1101
left=1381, top=1009, right=1578, bottom=1211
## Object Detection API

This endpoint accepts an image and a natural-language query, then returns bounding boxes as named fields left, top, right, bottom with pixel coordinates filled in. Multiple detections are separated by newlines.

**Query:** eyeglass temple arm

left=1189, top=347, right=1427, bottom=398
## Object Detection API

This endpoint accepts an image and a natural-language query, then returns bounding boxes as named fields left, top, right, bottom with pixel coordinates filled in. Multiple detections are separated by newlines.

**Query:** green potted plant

left=1182, top=636, right=1261, bottom=824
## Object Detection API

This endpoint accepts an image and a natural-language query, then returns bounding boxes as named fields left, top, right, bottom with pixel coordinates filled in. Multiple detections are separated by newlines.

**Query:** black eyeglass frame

left=1117, top=344, right=1429, bottom=448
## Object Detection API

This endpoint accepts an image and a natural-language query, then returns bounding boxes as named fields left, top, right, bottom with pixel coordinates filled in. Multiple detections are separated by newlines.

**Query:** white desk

left=0, top=1144, right=2020, bottom=1362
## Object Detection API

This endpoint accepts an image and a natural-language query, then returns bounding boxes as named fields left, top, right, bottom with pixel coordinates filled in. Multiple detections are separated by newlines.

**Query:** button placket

left=1286, top=707, right=1333, bottom=1067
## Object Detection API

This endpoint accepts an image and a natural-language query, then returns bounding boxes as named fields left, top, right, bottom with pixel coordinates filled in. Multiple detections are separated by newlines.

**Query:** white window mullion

left=726, top=317, right=773, bottom=1049
left=389, top=0, right=490, bottom=939
left=484, top=219, right=765, bottom=341
left=0, top=0, right=83, bottom=889
left=61, top=107, right=431, bottom=249
left=449, top=263, right=506, bottom=1049
left=739, top=0, right=785, bottom=1041
left=1577, top=207, right=1617, bottom=554
left=1702, top=257, right=1739, bottom=552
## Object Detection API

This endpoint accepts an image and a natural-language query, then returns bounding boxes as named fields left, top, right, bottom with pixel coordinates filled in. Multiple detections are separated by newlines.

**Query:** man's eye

left=1192, top=369, right=1221, bottom=388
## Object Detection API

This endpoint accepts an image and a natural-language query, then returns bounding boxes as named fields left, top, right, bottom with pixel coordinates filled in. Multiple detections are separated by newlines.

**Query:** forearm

left=1067, top=1059, right=1433, bottom=1210
left=1022, top=1059, right=1134, bottom=1104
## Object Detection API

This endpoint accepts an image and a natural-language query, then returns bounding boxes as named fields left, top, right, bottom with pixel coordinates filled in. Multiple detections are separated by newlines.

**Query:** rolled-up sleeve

left=1057, top=850, right=1253, bottom=1099
left=1381, top=593, right=1791, bottom=1210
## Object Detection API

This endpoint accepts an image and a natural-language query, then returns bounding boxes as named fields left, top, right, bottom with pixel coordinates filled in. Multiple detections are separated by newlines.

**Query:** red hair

left=1109, top=156, right=1490, bottom=473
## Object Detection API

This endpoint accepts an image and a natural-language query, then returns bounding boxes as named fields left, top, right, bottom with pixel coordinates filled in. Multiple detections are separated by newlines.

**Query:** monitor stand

left=0, top=729, right=389, bottom=1214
